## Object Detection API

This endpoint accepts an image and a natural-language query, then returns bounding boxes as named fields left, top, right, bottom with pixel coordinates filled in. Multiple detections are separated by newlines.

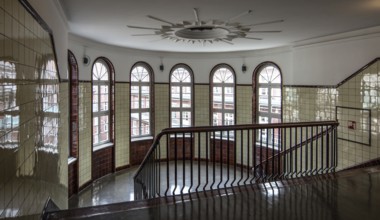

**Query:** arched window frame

left=169, top=64, right=194, bottom=128
left=253, top=61, right=283, bottom=147
left=210, top=64, right=236, bottom=130
left=68, top=50, right=79, bottom=158
left=130, top=62, right=154, bottom=139
left=91, top=57, right=115, bottom=148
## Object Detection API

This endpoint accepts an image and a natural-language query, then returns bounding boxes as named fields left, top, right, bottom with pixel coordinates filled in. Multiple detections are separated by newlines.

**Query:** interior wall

left=68, top=31, right=380, bottom=85
left=283, top=60, right=380, bottom=170
left=0, top=0, right=68, bottom=218
left=28, top=0, right=68, bottom=80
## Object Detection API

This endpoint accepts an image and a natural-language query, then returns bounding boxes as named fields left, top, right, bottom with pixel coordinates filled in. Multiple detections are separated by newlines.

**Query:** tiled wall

left=73, top=59, right=380, bottom=193
left=282, top=60, right=380, bottom=170
left=78, top=82, right=91, bottom=187
left=115, top=83, right=130, bottom=168
left=0, top=0, right=67, bottom=218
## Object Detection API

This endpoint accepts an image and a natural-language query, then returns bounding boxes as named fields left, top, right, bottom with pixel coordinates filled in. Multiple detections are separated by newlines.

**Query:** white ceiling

left=58, top=0, right=380, bottom=53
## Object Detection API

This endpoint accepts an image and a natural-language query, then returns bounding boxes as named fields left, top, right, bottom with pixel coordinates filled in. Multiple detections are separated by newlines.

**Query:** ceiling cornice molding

left=69, top=33, right=293, bottom=59
left=293, top=25, right=380, bottom=49
left=52, top=0, right=69, bottom=30
left=69, top=25, right=380, bottom=59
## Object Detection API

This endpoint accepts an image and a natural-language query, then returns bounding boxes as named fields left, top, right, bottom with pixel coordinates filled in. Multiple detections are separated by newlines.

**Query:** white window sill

left=169, top=134, right=193, bottom=138
left=210, top=137, right=235, bottom=141
left=93, top=142, right=114, bottom=152
left=131, top=136, right=154, bottom=142
left=255, top=142, right=280, bottom=150
left=68, top=157, right=77, bottom=165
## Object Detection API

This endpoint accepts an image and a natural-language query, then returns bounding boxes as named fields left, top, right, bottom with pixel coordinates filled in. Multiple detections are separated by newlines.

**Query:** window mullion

left=179, top=84, right=183, bottom=127
left=222, top=83, right=225, bottom=125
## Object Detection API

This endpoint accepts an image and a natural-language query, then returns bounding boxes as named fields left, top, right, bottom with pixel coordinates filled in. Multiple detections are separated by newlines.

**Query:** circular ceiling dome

left=175, top=26, right=230, bottom=40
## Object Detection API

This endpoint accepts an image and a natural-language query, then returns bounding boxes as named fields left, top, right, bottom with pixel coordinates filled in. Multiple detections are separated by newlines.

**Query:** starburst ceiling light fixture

left=127, top=8, right=283, bottom=45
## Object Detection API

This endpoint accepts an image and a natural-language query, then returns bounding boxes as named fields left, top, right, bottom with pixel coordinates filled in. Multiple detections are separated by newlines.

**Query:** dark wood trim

left=19, top=0, right=61, bottom=82
left=194, top=83, right=210, bottom=86
left=78, top=180, right=93, bottom=192
left=339, top=157, right=380, bottom=171
left=79, top=80, right=92, bottom=83
left=115, top=81, right=130, bottom=84
left=19, top=0, right=52, bottom=33
left=337, top=57, right=380, bottom=88
left=68, top=50, right=80, bottom=196
left=335, top=106, right=371, bottom=146
left=284, top=57, right=380, bottom=89
left=115, top=164, right=132, bottom=172
left=236, top=84, right=253, bottom=87
left=283, top=85, right=336, bottom=88
left=155, top=82, right=169, bottom=85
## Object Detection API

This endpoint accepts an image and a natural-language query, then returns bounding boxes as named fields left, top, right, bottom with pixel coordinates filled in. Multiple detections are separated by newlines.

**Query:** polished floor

left=52, top=166, right=380, bottom=220
left=69, top=166, right=138, bottom=208
left=69, top=161, right=251, bottom=208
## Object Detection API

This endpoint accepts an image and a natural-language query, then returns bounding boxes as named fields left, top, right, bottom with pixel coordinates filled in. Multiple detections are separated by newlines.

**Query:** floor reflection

left=62, top=167, right=380, bottom=220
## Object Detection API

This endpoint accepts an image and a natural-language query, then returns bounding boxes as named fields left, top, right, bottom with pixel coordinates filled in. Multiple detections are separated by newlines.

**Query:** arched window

left=253, top=62, right=282, bottom=146
left=130, top=62, right=153, bottom=138
left=170, top=64, right=194, bottom=128
left=210, top=64, right=236, bottom=128
left=92, top=58, right=114, bottom=146
left=68, top=50, right=79, bottom=158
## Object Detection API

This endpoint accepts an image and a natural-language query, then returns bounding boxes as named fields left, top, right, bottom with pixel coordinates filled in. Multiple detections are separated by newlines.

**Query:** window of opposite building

left=254, top=62, right=282, bottom=148
left=170, top=64, right=194, bottom=128
left=92, top=58, right=114, bottom=147
left=130, top=62, right=154, bottom=139
left=210, top=64, right=236, bottom=137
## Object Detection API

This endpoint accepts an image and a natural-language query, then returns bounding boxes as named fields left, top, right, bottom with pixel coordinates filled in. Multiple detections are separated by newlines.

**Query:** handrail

left=134, top=121, right=338, bottom=179
left=253, top=123, right=336, bottom=175
left=133, top=120, right=339, bottom=200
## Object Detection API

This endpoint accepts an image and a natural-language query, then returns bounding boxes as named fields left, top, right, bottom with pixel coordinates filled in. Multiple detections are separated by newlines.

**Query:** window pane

left=213, top=87, right=222, bottom=109
left=271, top=104, right=281, bottom=114
left=271, top=88, right=281, bottom=96
left=224, top=113, right=234, bottom=125
left=93, top=96, right=99, bottom=112
left=131, top=113, right=140, bottom=136
left=92, top=61, right=109, bottom=81
left=213, top=112, right=223, bottom=126
left=141, top=112, right=150, bottom=135
left=171, top=111, right=180, bottom=127
left=130, top=86, right=139, bottom=109
left=171, top=68, right=191, bottom=83
left=213, top=68, right=234, bottom=83
left=182, top=86, right=191, bottom=108
left=224, top=87, right=234, bottom=110
left=100, top=115, right=109, bottom=142
left=182, top=111, right=191, bottom=127
left=131, top=66, right=150, bottom=82
left=259, top=116, right=268, bottom=124
left=171, top=86, right=180, bottom=108
left=93, top=117, right=99, bottom=144
left=141, top=86, right=150, bottom=108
